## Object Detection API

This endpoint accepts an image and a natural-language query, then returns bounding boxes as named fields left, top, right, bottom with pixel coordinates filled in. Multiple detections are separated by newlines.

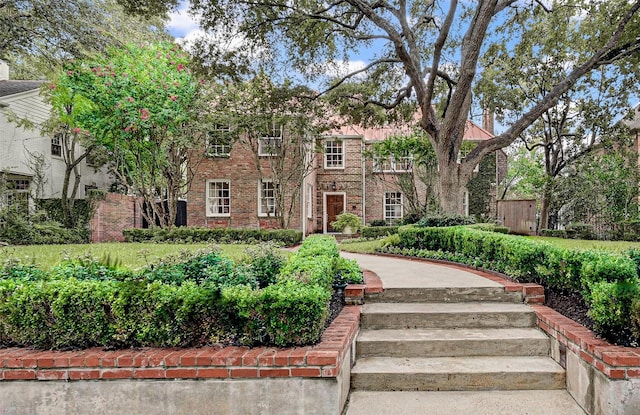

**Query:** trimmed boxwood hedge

left=0, top=236, right=349, bottom=349
left=361, top=226, right=400, bottom=239
left=123, top=227, right=302, bottom=246
left=389, top=225, right=640, bottom=345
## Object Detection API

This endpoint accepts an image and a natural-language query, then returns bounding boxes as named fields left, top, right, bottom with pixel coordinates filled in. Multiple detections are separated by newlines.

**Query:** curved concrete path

left=341, top=252, right=503, bottom=289
left=340, top=252, right=586, bottom=415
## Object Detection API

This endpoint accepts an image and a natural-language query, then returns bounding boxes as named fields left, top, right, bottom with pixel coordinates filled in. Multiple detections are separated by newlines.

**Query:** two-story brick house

left=187, top=115, right=506, bottom=234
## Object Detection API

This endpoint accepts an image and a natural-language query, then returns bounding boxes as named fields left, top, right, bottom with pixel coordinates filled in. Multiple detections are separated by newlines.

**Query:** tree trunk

left=437, top=161, right=465, bottom=214
left=539, top=181, right=552, bottom=230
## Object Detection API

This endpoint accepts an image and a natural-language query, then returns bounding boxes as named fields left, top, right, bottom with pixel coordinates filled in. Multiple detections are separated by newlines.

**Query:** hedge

left=0, top=237, right=347, bottom=349
left=361, top=226, right=400, bottom=239
left=123, top=226, right=302, bottom=246
left=392, top=225, right=640, bottom=345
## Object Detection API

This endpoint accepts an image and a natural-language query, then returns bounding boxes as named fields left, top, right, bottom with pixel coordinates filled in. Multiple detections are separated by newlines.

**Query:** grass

left=338, top=233, right=640, bottom=256
left=528, top=236, right=640, bottom=253
left=0, top=243, right=255, bottom=271
left=339, top=239, right=385, bottom=254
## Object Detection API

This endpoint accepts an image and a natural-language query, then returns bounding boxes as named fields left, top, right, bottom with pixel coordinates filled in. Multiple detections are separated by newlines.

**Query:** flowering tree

left=60, top=42, right=207, bottom=228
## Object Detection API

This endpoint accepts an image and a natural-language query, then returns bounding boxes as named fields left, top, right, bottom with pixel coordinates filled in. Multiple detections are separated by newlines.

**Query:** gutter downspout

left=361, top=138, right=366, bottom=227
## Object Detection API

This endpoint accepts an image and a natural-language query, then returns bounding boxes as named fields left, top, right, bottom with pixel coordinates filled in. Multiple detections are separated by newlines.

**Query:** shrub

left=261, top=280, right=330, bottom=346
left=122, top=227, right=302, bottom=246
left=540, top=229, right=568, bottom=238
left=0, top=204, right=87, bottom=245
left=368, top=219, right=387, bottom=227
left=242, top=243, right=286, bottom=288
left=361, top=225, right=399, bottom=239
left=393, top=225, right=640, bottom=344
left=416, top=213, right=475, bottom=228
left=566, top=223, right=596, bottom=240
left=588, top=280, right=639, bottom=344
left=331, top=212, right=362, bottom=233
left=0, top=237, right=343, bottom=349
left=333, top=257, right=364, bottom=285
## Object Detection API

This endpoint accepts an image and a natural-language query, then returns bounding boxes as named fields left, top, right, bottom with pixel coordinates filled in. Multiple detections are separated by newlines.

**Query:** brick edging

left=361, top=251, right=640, bottom=381
left=0, top=306, right=360, bottom=382
left=531, top=304, right=640, bottom=380
left=373, top=252, right=544, bottom=303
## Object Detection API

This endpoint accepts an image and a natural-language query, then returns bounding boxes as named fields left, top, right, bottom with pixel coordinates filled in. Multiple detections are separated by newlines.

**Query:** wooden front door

left=326, top=194, right=345, bottom=233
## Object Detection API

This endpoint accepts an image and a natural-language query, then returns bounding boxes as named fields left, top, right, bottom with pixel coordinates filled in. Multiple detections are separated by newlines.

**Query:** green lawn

left=528, top=236, right=640, bottom=253
left=340, top=234, right=640, bottom=255
left=339, top=239, right=385, bottom=254
left=0, top=243, right=254, bottom=271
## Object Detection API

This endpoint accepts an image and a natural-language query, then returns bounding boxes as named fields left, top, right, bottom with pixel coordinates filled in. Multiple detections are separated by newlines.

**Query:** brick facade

left=89, top=193, right=141, bottom=242
left=187, top=119, right=504, bottom=234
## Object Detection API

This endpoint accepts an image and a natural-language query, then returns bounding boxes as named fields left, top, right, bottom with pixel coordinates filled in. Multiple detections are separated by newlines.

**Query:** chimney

left=0, top=60, right=8, bottom=81
left=482, top=108, right=494, bottom=135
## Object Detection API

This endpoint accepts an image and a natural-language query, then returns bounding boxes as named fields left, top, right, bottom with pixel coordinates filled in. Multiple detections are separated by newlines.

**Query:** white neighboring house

left=0, top=60, right=111, bottom=207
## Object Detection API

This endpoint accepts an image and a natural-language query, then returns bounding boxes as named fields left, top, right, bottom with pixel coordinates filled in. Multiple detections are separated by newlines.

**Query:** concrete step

left=360, top=302, right=536, bottom=329
left=350, top=356, right=566, bottom=391
left=344, top=391, right=586, bottom=415
left=366, top=287, right=523, bottom=303
left=356, top=327, right=550, bottom=358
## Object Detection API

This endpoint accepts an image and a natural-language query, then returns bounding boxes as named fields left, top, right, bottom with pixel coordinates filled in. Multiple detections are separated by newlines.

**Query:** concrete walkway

left=340, top=252, right=586, bottom=415
left=341, top=252, right=503, bottom=289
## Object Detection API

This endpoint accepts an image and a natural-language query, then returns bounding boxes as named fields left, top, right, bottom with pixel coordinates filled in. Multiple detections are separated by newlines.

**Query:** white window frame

left=458, top=146, right=480, bottom=173
left=462, top=190, right=469, bottom=217
left=258, top=179, right=278, bottom=216
left=206, top=179, right=231, bottom=217
left=258, top=122, right=283, bottom=156
left=3, top=178, right=30, bottom=208
left=324, top=139, right=344, bottom=169
left=207, top=125, right=232, bottom=157
left=51, top=134, right=62, bottom=157
left=384, top=191, right=403, bottom=224
left=373, top=156, right=413, bottom=173
left=306, top=183, right=313, bottom=219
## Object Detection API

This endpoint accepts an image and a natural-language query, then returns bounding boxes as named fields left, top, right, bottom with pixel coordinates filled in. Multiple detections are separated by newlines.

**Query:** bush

left=467, top=223, right=510, bottom=234
left=588, top=280, right=639, bottom=343
left=368, top=219, right=387, bottom=227
left=122, top=227, right=302, bottom=246
left=330, top=212, right=362, bottom=233
left=0, top=204, right=87, bottom=245
left=566, top=223, right=596, bottom=240
left=361, top=225, right=400, bottom=239
left=416, top=213, right=475, bottom=228
left=540, top=229, right=568, bottom=238
left=393, top=225, right=640, bottom=344
left=333, top=257, right=364, bottom=285
left=0, top=237, right=342, bottom=349
left=242, top=243, right=286, bottom=288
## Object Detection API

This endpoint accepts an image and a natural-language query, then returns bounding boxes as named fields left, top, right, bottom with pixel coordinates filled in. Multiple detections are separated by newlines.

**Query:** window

left=258, top=122, right=282, bottom=156
left=206, top=180, right=230, bottom=217
left=306, top=183, right=313, bottom=219
left=51, top=134, right=62, bottom=157
left=373, top=156, right=413, bottom=173
left=207, top=125, right=232, bottom=157
left=259, top=180, right=278, bottom=216
left=3, top=178, right=30, bottom=208
left=384, top=191, right=403, bottom=224
left=324, top=139, right=344, bottom=169
left=458, top=145, right=479, bottom=172
left=462, top=191, right=469, bottom=216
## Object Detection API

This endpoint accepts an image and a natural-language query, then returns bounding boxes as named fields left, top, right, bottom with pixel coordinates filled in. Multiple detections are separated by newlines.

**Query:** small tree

left=209, top=75, right=331, bottom=228
left=60, top=42, right=207, bottom=228
left=365, top=134, right=438, bottom=218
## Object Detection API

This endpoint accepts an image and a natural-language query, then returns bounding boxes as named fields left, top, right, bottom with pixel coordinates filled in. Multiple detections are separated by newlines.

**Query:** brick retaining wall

left=0, top=306, right=360, bottom=382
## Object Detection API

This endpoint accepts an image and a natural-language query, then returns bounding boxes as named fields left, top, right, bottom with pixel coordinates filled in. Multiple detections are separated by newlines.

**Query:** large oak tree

left=118, top=0, right=640, bottom=214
